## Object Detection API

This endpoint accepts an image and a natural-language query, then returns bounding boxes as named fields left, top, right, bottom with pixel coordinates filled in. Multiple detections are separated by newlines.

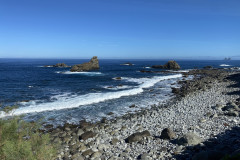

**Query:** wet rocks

left=160, top=128, right=176, bottom=140
left=171, top=87, right=180, bottom=94
left=129, top=104, right=137, bottom=108
left=114, top=77, right=122, bottom=80
left=125, top=130, right=151, bottom=143
left=70, top=56, right=99, bottom=72
left=79, top=131, right=96, bottom=141
left=152, top=60, right=180, bottom=70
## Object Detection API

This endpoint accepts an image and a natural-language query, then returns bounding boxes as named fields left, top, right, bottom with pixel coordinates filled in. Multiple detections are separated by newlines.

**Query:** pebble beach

left=49, top=69, right=240, bottom=160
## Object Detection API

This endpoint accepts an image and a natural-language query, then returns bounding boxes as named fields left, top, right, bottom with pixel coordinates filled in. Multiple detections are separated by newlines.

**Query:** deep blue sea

left=0, top=59, right=239, bottom=126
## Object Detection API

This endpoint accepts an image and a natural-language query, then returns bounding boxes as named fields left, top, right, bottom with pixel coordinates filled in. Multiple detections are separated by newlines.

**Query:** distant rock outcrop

left=44, top=63, right=70, bottom=68
left=152, top=60, right=180, bottom=70
left=70, top=56, right=100, bottom=72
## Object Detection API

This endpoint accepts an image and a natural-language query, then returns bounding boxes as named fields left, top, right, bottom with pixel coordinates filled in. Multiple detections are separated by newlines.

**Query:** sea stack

left=70, top=56, right=100, bottom=72
left=152, top=60, right=180, bottom=70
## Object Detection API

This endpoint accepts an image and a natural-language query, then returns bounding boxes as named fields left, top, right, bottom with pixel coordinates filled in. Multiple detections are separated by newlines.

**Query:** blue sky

left=0, top=0, right=240, bottom=59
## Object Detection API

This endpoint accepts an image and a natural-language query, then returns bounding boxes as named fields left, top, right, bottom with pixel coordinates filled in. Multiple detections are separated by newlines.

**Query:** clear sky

left=0, top=0, right=240, bottom=59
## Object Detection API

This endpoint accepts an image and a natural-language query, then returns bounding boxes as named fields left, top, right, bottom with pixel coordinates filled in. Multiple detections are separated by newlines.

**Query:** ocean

left=0, top=58, right=239, bottom=126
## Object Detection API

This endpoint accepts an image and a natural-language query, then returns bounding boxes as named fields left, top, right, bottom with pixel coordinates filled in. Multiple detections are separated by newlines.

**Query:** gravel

left=51, top=70, right=240, bottom=160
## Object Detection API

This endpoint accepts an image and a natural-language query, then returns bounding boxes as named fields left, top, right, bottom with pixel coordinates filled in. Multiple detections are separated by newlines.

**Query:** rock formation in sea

left=152, top=60, right=180, bottom=69
left=44, top=63, right=70, bottom=68
left=70, top=56, right=100, bottom=72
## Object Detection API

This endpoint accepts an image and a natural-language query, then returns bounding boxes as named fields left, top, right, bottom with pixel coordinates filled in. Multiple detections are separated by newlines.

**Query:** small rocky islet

left=44, top=66, right=240, bottom=160
left=70, top=56, right=100, bottom=72
left=44, top=63, right=70, bottom=68
left=44, top=56, right=100, bottom=72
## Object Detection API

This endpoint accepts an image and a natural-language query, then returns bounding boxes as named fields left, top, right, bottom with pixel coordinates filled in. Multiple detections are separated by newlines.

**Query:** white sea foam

left=0, top=74, right=182, bottom=117
left=167, top=70, right=190, bottom=73
left=56, top=71, right=103, bottom=76
left=102, top=85, right=132, bottom=90
left=220, top=64, right=231, bottom=67
left=121, top=64, right=135, bottom=66
left=38, top=66, right=53, bottom=67
left=144, top=67, right=151, bottom=69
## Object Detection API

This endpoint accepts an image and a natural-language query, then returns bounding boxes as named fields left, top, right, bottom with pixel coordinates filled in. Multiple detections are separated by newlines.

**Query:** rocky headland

left=70, top=56, right=100, bottom=72
left=47, top=68, right=240, bottom=160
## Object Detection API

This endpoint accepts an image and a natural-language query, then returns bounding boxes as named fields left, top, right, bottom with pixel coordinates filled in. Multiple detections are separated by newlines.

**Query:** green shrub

left=0, top=107, right=57, bottom=160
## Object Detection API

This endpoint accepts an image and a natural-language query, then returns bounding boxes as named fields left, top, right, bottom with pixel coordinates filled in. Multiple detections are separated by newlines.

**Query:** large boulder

left=79, top=131, right=96, bottom=141
left=70, top=56, right=99, bottom=72
left=177, top=132, right=202, bottom=146
left=125, top=130, right=151, bottom=143
left=160, top=128, right=176, bottom=140
left=152, top=60, right=180, bottom=70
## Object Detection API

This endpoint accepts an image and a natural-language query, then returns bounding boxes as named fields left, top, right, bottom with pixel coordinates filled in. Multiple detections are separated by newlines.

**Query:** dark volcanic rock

left=172, top=88, right=180, bottom=94
left=70, top=56, right=99, bottom=72
left=79, top=131, right=96, bottom=141
left=203, top=66, right=213, bottom=69
left=125, top=130, right=151, bottom=143
left=44, top=63, right=69, bottom=68
left=160, top=128, right=176, bottom=140
left=152, top=60, right=180, bottom=70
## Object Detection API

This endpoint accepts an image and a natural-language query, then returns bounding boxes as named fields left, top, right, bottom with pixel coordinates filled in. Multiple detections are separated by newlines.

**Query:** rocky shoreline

left=48, top=69, right=240, bottom=160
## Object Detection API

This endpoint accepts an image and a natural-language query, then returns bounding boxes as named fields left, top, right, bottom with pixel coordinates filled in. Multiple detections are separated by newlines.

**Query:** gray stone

left=91, top=151, right=102, bottom=159
left=77, top=129, right=84, bottom=136
left=140, top=153, right=151, bottom=160
left=82, top=149, right=94, bottom=157
left=111, top=138, right=119, bottom=145
left=178, top=132, right=202, bottom=146
left=160, top=128, right=176, bottom=140
left=72, top=153, right=84, bottom=160
left=125, top=130, right=151, bottom=143
left=79, top=131, right=96, bottom=141
left=225, top=111, right=239, bottom=117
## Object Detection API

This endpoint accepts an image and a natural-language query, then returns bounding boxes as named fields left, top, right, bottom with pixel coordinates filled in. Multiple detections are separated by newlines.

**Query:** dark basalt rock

left=79, top=131, right=96, bottom=141
left=44, top=63, right=70, bottom=68
left=160, top=128, right=176, bottom=140
left=152, top=60, right=180, bottom=70
left=70, top=56, right=99, bottom=72
left=125, top=130, right=151, bottom=143
left=203, top=66, right=213, bottom=69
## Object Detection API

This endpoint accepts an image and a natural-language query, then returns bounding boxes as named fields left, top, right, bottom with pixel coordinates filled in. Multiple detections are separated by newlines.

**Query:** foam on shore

left=56, top=71, right=103, bottom=76
left=0, top=74, right=182, bottom=117
left=220, top=64, right=231, bottom=67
